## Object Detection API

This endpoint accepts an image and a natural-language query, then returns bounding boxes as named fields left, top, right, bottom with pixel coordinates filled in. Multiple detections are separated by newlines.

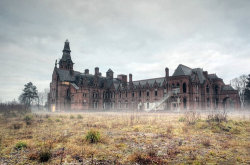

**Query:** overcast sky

left=0, top=0, right=250, bottom=102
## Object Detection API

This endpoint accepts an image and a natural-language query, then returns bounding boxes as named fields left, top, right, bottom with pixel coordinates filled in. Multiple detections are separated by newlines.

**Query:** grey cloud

left=0, top=0, right=250, bottom=101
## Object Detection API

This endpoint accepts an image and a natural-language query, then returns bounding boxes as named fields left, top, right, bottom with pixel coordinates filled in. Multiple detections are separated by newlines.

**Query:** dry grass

left=0, top=111, right=249, bottom=164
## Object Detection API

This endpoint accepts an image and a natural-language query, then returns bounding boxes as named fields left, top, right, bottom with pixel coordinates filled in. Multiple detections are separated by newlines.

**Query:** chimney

left=117, top=74, right=127, bottom=84
left=165, top=67, right=169, bottom=77
left=95, top=67, right=99, bottom=76
left=129, top=74, right=133, bottom=82
left=203, top=71, right=208, bottom=77
left=84, top=69, right=89, bottom=74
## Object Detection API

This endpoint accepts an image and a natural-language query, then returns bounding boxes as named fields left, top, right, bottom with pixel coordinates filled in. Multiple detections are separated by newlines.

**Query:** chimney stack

left=117, top=74, right=127, bottom=84
left=95, top=67, right=99, bottom=76
left=165, top=67, right=169, bottom=77
left=84, top=69, right=89, bottom=74
left=129, top=73, right=133, bottom=82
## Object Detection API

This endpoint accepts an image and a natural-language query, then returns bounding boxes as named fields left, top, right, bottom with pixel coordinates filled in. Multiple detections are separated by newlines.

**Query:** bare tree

left=230, top=75, right=247, bottom=109
left=37, top=88, right=50, bottom=109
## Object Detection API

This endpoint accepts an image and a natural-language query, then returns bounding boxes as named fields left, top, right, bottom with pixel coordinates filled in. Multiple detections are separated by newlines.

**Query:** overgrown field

left=0, top=111, right=249, bottom=164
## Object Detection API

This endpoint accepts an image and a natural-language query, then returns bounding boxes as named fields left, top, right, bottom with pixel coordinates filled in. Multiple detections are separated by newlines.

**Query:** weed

left=184, top=111, right=200, bottom=125
left=55, top=118, right=61, bottom=122
left=85, top=130, right=101, bottom=143
left=178, top=116, right=186, bottom=122
left=77, top=114, right=83, bottom=119
left=201, top=138, right=211, bottom=147
left=15, top=141, right=27, bottom=150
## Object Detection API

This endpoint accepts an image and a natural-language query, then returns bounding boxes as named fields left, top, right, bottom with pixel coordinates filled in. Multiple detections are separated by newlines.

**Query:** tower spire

left=59, top=39, right=74, bottom=70
left=63, top=39, right=71, bottom=53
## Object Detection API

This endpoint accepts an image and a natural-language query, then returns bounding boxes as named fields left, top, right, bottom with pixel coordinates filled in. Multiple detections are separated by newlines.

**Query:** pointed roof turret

left=59, top=39, right=74, bottom=70
left=63, top=39, right=71, bottom=53
left=61, top=39, right=72, bottom=61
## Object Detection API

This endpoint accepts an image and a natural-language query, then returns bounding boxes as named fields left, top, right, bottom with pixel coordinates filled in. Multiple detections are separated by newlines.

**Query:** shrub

left=129, top=150, right=164, bottom=164
left=39, top=149, right=52, bottom=162
left=77, top=114, right=83, bottom=119
left=24, top=115, right=32, bottom=125
left=55, top=118, right=61, bottom=122
left=70, top=115, right=75, bottom=119
left=85, top=130, right=101, bottom=143
left=13, top=123, right=23, bottom=129
left=184, top=111, right=200, bottom=125
left=207, top=111, right=227, bottom=123
left=15, top=141, right=27, bottom=150
left=201, top=138, right=211, bottom=147
left=178, top=116, right=186, bottom=122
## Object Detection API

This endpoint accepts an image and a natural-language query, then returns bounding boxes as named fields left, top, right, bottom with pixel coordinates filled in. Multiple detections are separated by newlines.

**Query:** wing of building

left=48, top=40, right=240, bottom=112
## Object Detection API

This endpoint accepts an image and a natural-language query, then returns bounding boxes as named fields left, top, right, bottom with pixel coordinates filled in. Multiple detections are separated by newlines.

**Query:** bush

left=85, top=130, right=101, bottom=143
left=178, top=117, right=186, bottom=122
left=13, top=123, right=23, bottom=129
left=55, top=118, right=61, bottom=122
left=70, top=115, right=75, bottom=119
left=15, top=141, right=27, bottom=150
left=24, top=115, right=32, bottom=125
left=129, top=150, right=164, bottom=164
left=77, top=114, right=83, bottom=119
left=201, top=138, right=211, bottom=147
left=184, top=111, right=200, bottom=125
left=207, top=111, right=227, bottom=123
left=39, top=149, right=52, bottom=162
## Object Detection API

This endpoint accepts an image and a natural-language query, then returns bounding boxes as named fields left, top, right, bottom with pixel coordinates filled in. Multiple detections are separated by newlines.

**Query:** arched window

left=172, top=83, right=175, bottom=88
left=66, top=88, right=70, bottom=97
left=139, top=91, right=142, bottom=97
left=183, top=83, right=187, bottom=93
left=155, top=89, right=158, bottom=96
left=146, top=90, right=149, bottom=97
left=215, top=85, right=219, bottom=95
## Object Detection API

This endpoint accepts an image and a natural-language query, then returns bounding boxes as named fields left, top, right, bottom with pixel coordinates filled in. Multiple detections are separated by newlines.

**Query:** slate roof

left=208, top=74, right=218, bottom=79
left=172, top=64, right=192, bottom=76
left=55, top=64, right=232, bottom=91
left=191, top=68, right=206, bottom=84
left=133, top=77, right=165, bottom=88
left=222, top=85, right=235, bottom=91
left=172, top=64, right=206, bottom=84
left=56, top=68, right=80, bottom=82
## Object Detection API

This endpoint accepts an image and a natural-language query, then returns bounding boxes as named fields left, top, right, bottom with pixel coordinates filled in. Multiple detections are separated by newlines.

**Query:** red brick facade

left=48, top=40, right=240, bottom=112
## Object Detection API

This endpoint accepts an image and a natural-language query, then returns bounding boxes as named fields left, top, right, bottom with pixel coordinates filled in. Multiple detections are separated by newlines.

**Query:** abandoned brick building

left=48, top=40, right=240, bottom=112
